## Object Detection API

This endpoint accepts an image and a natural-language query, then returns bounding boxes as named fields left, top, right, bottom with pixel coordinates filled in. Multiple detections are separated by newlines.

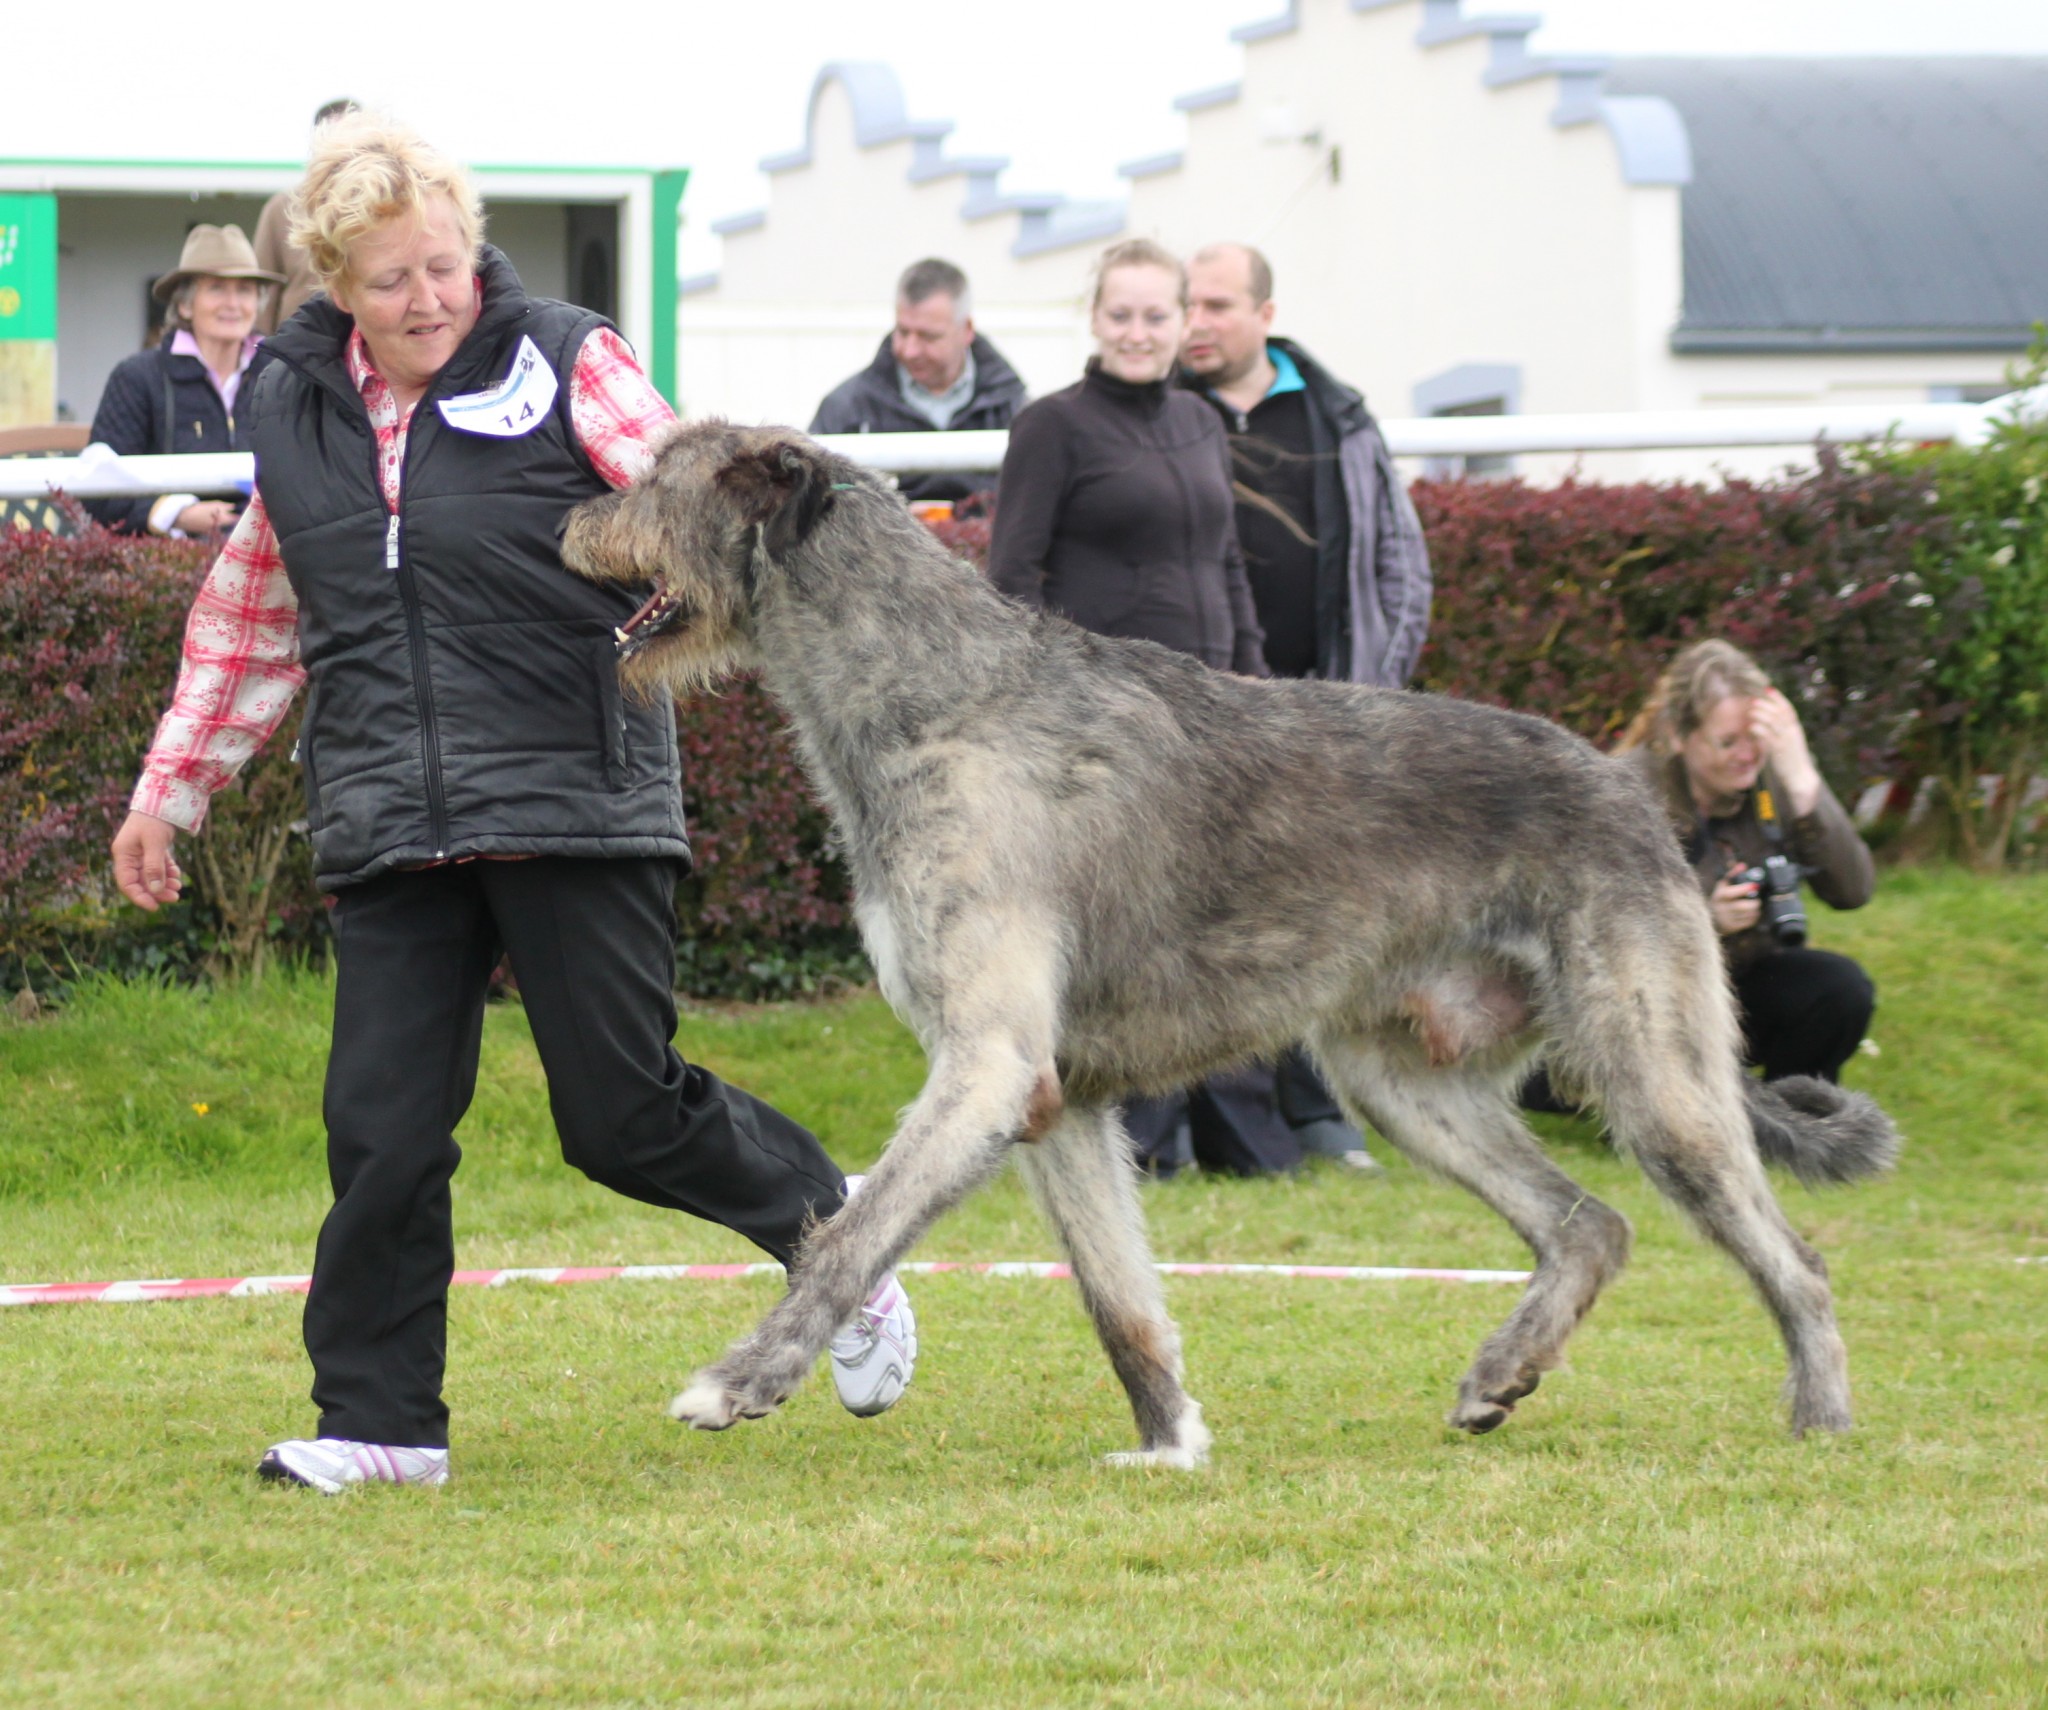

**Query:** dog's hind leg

left=1014, top=1104, right=1210, bottom=1469
left=1552, top=903, right=1853, bottom=1436
left=1600, top=1059, right=1851, bottom=1436
left=1314, top=1032, right=1634, bottom=1435
left=669, top=1030, right=1046, bottom=1431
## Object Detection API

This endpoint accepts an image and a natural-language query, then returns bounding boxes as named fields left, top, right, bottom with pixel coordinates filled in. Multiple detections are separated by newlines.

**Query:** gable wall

left=678, top=1, right=2026, bottom=477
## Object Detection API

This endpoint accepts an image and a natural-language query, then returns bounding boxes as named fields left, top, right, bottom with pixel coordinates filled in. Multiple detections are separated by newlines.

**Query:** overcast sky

left=15, top=0, right=2048, bottom=274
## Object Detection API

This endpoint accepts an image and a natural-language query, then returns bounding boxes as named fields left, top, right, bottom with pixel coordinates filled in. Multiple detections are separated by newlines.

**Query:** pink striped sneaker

left=828, top=1273, right=918, bottom=1417
left=257, top=1438, right=450, bottom=1495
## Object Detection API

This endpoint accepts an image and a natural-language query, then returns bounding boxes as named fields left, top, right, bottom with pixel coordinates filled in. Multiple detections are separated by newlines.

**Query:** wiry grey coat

left=561, top=422, right=1899, bottom=1468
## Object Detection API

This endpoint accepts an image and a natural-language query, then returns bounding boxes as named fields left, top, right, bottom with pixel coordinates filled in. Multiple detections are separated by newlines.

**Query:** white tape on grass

left=0, top=1259, right=1531, bottom=1308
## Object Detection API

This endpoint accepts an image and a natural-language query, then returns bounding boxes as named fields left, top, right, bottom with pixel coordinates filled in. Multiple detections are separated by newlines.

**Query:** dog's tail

left=1743, top=1076, right=1901, bottom=1186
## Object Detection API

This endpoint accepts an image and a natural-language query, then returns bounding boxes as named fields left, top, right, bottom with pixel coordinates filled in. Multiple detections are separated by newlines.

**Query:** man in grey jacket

left=1180, top=241, right=1435, bottom=1169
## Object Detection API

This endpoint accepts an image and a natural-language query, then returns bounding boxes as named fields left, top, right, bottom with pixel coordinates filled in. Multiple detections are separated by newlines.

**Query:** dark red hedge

left=0, top=447, right=1997, bottom=998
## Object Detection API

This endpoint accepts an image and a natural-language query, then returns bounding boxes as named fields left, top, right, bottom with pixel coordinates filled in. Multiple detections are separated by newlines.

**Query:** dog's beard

left=618, top=616, right=753, bottom=702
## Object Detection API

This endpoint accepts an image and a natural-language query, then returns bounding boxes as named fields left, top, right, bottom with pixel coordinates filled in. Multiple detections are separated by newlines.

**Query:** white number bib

left=437, top=336, right=559, bottom=437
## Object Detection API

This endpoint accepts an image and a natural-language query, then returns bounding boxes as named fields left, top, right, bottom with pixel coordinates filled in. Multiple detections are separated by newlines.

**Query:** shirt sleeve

left=1369, top=427, right=1433, bottom=687
left=130, top=494, right=306, bottom=833
left=1787, top=773, right=1876, bottom=912
left=569, top=327, right=677, bottom=490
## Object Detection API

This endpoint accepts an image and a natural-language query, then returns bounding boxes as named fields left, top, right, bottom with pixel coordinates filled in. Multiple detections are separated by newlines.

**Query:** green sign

left=0, top=194, right=58, bottom=341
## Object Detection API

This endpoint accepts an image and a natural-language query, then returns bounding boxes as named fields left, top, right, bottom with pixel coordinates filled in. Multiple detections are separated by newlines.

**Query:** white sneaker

left=828, top=1273, right=918, bottom=1417
left=256, top=1437, right=450, bottom=1495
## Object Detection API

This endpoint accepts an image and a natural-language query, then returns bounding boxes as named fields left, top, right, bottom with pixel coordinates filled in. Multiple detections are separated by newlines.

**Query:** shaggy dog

left=560, top=422, right=1898, bottom=1467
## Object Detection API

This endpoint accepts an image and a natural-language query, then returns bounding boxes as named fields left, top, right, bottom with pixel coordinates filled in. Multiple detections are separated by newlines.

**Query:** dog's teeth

left=615, top=627, right=631, bottom=643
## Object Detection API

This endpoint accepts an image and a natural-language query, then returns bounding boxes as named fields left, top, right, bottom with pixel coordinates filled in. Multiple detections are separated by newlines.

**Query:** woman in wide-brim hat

left=84, top=223, right=283, bottom=536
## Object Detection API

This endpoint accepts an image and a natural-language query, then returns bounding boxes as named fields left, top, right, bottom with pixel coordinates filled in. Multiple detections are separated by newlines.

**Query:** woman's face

left=188, top=276, right=262, bottom=345
left=1680, top=694, right=1765, bottom=804
left=330, top=194, right=481, bottom=397
left=1090, top=264, right=1187, bottom=385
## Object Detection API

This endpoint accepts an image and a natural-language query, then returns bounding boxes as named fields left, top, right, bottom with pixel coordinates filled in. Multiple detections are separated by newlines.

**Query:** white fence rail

left=5, top=392, right=2041, bottom=500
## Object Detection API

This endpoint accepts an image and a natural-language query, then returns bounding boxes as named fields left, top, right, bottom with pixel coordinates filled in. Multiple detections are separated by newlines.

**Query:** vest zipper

left=385, top=410, right=451, bottom=859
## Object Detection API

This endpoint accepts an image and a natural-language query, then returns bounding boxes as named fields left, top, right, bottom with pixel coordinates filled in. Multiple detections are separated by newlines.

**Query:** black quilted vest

left=245, top=248, right=689, bottom=890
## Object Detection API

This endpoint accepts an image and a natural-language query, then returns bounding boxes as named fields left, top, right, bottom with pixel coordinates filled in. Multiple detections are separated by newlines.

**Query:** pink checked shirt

left=132, top=322, right=675, bottom=832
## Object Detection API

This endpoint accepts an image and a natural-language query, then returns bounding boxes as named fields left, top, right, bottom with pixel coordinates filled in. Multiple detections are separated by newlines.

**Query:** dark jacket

left=244, top=246, right=689, bottom=890
left=1183, top=337, right=1432, bottom=686
left=85, top=336, right=257, bottom=534
left=988, top=361, right=1266, bottom=674
left=809, top=332, right=1026, bottom=502
left=252, top=190, right=323, bottom=335
left=1624, top=746, right=1875, bottom=972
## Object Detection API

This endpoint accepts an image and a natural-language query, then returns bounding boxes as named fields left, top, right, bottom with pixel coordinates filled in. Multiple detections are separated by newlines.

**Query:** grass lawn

left=2, top=867, right=2044, bottom=1708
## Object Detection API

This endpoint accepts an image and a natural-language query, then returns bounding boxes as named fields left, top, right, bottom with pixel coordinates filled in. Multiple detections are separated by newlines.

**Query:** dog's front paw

left=1102, top=1444, right=1209, bottom=1471
left=1448, top=1397, right=1514, bottom=1434
left=1103, top=1399, right=1211, bottom=1469
left=668, top=1362, right=793, bottom=1431
left=1450, top=1365, right=1541, bottom=1434
left=669, top=1374, right=743, bottom=1430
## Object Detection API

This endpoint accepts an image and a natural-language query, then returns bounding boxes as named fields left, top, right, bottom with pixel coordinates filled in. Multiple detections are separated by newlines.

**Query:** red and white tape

left=0, top=1258, right=1530, bottom=1309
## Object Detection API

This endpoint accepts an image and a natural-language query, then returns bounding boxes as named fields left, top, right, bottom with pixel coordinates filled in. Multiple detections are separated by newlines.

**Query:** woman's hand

left=112, top=811, right=182, bottom=911
left=1748, top=688, right=1822, bottom=817
left=1710, top=864, right=1762, bottom=937
left=173, top=499, right=240, bottom=536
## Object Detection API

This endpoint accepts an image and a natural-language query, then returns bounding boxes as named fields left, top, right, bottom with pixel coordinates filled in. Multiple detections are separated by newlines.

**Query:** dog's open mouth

left=615, top=586, right=689, bottom=660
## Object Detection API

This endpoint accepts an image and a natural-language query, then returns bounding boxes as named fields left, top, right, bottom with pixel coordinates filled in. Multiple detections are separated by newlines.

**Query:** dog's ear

left=714, top=439, right=839, bottom=558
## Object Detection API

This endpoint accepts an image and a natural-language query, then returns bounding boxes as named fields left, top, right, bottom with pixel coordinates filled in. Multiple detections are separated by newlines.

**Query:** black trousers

left=306, top=857, right=847, bottom=1449
left=1731, top=947, right=1876, bottom=1083
left=1522, top=946, right=1876, bottom=1111
left=1124, top=1050, right=1351, bottom=1177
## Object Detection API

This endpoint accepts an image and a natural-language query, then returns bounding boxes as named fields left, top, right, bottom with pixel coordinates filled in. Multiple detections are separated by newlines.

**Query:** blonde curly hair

left=287, top=112, right=485, bottom=290
left=1617, top=639, right=1775, bottom=755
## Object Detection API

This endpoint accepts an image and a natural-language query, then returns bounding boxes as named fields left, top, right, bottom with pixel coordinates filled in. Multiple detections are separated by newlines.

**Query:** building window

left=1413, top=362, right=1522, bottom=481
left=1927, top=383, right=2011, bottom=405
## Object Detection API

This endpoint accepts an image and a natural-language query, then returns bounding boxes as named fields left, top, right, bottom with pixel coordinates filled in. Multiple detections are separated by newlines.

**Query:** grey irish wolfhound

left=560, top=421, right=1898, bottom=1467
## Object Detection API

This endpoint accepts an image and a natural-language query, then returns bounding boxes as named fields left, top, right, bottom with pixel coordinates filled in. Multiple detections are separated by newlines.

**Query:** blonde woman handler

left=109, top=117, right=915, bottom=1493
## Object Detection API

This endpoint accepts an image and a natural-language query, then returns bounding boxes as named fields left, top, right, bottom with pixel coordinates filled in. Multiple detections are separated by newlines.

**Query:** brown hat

left=151, top=224, right=285, bottom=301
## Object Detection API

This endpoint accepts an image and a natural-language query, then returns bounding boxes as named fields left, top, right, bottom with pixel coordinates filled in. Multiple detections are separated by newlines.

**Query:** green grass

left=3, top=869, right=2045, bottom=1707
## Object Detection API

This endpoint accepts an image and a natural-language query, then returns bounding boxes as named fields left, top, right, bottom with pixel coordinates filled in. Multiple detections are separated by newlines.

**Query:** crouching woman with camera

left=1619, top=639, right=1877, bottom=1083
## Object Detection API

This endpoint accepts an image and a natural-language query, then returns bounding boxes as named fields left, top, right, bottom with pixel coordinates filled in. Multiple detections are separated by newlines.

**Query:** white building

left=679, top=0, right=2048, bottom=480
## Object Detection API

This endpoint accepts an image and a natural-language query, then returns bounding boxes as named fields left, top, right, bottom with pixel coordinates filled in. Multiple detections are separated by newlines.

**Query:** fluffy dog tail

left=1743, top=1076, right=1902, bottom=1186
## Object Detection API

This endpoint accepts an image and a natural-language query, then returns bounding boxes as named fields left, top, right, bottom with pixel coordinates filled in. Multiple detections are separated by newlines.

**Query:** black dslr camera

left=1732, top=853, right=1810, bottom=947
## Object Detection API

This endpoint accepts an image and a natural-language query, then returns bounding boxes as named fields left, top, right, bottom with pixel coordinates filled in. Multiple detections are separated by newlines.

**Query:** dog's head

left=560, top=420, right=863, bottom=697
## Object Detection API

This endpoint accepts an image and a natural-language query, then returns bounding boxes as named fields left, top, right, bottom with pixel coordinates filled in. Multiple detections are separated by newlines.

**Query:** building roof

left=1603, top=57, right=2048, bottom=352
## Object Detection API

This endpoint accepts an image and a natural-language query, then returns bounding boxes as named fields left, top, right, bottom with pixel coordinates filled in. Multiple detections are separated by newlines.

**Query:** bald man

left=1177, top=242, right=1434, bottom=1171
